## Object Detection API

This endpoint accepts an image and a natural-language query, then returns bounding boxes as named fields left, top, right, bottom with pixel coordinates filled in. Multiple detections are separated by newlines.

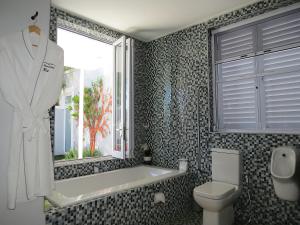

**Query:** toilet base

left=202, top=205, right=234, bottom=225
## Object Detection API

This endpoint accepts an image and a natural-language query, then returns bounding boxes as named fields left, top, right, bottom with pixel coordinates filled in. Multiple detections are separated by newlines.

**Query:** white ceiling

left=51, top=0, right=259, bottom=42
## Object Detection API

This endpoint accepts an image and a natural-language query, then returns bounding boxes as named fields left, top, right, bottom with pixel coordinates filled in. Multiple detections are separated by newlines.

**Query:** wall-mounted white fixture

left=179, top=158, right=188, bottom=172
left=271, top=146, right=300, bottom=201
left=154, top=192, right=165, bottom=204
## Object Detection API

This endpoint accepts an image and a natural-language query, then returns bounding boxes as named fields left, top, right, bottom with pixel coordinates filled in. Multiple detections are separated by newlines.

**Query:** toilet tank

left=211, top=148, right=241, bottom=186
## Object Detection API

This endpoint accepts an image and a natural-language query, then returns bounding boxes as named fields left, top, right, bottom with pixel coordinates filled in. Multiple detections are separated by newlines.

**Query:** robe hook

left=31, top=11, right=38, bottom=21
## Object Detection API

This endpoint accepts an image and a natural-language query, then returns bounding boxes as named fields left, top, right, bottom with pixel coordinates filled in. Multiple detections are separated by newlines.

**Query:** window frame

left=112, top=36, right=127, bottom=159
left=211, top=4, right=300, bottom=134
left=112, top=36, right=135, bottom=159
left=125, top=38, right=135, bottom=159
left=55, top=27, right=117, bottom=160
left=54, top=26, right=135, bottom=162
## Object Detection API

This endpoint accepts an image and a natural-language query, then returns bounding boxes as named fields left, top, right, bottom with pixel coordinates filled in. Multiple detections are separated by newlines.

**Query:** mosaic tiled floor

left=165, top=211, right=202, bottom=225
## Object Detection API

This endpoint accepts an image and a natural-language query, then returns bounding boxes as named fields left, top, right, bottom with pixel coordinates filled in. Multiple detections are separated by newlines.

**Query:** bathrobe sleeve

left=0, top=49, right=18, bottom=107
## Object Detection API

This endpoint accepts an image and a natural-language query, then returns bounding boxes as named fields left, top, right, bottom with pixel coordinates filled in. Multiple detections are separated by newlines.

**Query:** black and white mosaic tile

left=143, top=0, right=300, bottom=225
left=54, top=158, right=138, bottom=180
left=50, top=7, right=121, bottom=44
left=48, top=8, right=196, bottom=225
left=166, top=211, right=202, bottom=225
left=48, top=1, right=300, bottom=225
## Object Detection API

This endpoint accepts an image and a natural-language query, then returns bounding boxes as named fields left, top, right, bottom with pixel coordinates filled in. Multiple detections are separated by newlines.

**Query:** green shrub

left=83, top=148, right=102, bottom=158
left=64, top=148, right=78, bottom=160
left=63, top=148, right=102, bottom=160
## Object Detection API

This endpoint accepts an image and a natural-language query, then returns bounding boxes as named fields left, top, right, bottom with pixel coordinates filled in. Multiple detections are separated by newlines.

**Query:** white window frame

left=112, top=36, right=135, bottom=159
left=211, top=3, right=300, bottom=134
left=125, top=38, right=135, bottom=158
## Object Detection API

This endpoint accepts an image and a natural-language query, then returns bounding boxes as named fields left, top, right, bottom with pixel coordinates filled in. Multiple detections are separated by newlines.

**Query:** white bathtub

left=46, top=165, right=185, bottom=207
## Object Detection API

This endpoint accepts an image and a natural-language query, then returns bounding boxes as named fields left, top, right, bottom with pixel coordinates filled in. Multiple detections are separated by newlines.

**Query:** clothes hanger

left=28, top=11, right=41, bottom=47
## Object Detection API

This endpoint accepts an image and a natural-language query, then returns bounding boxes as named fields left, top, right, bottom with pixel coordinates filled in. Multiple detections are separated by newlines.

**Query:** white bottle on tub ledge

left=141, top=143, right=152, bottom=165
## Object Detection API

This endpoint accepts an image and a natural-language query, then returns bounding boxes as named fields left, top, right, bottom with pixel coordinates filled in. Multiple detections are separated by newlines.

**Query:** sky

left=57, top=28, right=113, bottom=72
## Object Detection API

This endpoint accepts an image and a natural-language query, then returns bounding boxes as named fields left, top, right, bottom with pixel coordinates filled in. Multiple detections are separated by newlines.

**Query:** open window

left=54, top=30, right=134, bottom=161
left=112, top=36, right=134, bottom=159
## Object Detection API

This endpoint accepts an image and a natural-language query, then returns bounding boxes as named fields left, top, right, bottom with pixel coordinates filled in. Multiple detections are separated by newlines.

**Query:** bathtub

left=46, top=165, right=185, bottom=207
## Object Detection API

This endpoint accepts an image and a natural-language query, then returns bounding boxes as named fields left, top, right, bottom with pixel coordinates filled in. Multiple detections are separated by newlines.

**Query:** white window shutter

left=216, top=26, right=256, bottom=62
left=258, top=11, right=300, bottom=51
left=260, top=47, right=300, bottom=130
left=261, top=72, right=300, bottom=129
left=262, top=47, right=300, bottom=74
left=217, top=57, right=258, bottom=130
left=214, top=8, right=300, bottom=133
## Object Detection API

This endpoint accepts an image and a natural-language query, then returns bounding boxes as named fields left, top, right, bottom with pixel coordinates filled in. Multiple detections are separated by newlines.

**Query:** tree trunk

left=89, top=129, right=97, bottom=156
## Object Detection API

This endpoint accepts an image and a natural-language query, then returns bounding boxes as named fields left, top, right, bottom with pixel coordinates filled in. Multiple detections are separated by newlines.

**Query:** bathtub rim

left=46, top=165, right=186, bottom=208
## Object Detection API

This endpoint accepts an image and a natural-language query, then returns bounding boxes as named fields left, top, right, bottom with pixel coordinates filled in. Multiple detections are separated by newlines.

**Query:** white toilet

left=193, top=148, right=241, bottom=225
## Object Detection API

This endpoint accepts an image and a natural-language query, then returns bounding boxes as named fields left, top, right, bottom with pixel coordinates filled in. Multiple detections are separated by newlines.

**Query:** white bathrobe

left=0, top=29, right=64, bottom=209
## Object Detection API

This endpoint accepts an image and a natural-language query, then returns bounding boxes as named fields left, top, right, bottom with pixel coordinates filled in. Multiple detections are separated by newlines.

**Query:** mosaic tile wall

left=143, top=0, right=300, bottom=225
left=46, top=174, right=193, bottom=225
left=54, top=158, right=137, bottom=180
left=48, top=1, right=300, bottom=224
left=47, top=8, right=195, bottom=225
left=49, top=7, right=147, bottom=180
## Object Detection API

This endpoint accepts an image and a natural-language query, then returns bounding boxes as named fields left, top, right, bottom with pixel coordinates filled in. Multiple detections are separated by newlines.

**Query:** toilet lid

left=194, top=181, right=237, bottom=200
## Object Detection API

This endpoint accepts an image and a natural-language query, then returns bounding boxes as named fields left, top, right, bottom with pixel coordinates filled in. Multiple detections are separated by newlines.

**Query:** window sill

left=54, top=155, right=116, bottom=168
left=209, top=129, right=300, bottom=135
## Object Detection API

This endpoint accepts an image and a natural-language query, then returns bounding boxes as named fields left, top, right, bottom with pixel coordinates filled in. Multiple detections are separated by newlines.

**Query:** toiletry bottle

left=142, top=144, right=152, bottom=165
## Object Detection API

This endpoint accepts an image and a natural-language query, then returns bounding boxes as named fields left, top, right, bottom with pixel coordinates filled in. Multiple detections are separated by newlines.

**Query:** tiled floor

left=166, top=211, right=202, bottom=225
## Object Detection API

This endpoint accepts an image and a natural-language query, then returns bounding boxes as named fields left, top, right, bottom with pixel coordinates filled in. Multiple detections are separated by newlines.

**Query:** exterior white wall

left=54, top=107, right=66, bottom=155
left=0, top=0, right=50, bottom=37
left=0, top=0, right=50, bottom=225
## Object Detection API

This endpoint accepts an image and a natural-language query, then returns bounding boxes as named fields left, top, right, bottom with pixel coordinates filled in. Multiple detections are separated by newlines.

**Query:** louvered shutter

left=214, top=8, right=300, bottom=133
left=262, top=47, right=300, bottom=74
left=258, top=11, right=300, bottom=51
left=260, top=47, right=300, bottom=130
left=216, top=26, right=256, bottom=62
left=217, top=57, right=258, bottom=130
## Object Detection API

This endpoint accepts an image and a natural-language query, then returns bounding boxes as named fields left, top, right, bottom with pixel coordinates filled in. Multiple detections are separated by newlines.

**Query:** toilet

left=193, top=148, right=241, bottom=225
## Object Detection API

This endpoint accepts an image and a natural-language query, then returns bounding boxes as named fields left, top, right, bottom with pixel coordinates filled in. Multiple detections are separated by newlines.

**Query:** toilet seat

left=194, top=181, right=237, bottom=200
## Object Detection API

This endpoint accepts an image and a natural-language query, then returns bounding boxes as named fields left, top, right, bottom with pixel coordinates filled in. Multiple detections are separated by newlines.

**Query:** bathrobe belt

left=19, top=110, right=49, bottom=141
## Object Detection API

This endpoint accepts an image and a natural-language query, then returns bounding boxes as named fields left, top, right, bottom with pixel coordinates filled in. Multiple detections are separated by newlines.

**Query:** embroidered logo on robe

left=42, top=62, right=56, bottom=72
